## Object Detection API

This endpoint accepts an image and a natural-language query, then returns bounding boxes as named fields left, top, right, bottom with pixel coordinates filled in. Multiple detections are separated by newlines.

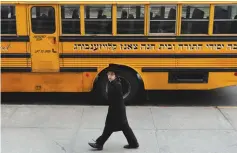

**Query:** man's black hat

left=106, top=64, right=120, bottom=75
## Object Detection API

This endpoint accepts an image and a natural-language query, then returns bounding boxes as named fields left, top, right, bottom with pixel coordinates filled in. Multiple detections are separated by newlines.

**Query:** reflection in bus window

left=181, top=5, right=209, bottom=34
left=61, top=5, right=80, bottom=34
left=1, top=5, right=16, bottom=34
left=117, top=5, right=144, bottom=34
left=214, top=5, right=237, bottom=34
left=31, top=7, right=55, bottom=34
left=150, top=5, right=176, bottom=34
left=85, top=5, right=112, bottom=34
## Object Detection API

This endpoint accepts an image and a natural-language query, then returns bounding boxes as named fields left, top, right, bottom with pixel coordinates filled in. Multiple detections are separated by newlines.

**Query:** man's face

left=107, top=71, right=116, bottom=82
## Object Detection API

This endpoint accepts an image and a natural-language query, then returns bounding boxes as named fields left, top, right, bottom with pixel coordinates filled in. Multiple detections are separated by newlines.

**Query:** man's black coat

left=105, top=77, right=128, bottom=132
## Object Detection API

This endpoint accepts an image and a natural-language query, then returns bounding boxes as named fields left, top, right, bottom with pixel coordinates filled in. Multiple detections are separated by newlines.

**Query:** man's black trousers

left=96, top=122, right=138, bottom=146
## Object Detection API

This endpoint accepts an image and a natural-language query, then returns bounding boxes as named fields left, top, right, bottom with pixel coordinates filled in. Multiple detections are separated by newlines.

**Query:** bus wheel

left=93, top=69, right=142, bottom=105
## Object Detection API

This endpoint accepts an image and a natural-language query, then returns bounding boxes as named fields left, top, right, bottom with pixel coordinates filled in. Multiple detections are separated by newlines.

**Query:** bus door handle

left=48, top=36, right=56, bottom=44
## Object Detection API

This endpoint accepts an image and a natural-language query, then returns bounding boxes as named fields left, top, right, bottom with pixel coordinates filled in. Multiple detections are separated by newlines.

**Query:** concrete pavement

left=1, top=105, right=237, bottom=153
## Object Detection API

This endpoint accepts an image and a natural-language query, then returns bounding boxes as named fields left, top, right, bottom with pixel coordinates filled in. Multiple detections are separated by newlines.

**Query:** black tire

left=92, top=69, right=142, bottom=105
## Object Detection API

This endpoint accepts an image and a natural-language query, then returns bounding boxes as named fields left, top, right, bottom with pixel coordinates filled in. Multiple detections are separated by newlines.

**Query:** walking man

left=88, top=64, right=139, bottom=150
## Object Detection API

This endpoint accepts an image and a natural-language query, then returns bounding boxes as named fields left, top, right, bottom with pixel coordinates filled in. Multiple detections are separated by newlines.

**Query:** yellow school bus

left=1, top=0, right=237, bottom=104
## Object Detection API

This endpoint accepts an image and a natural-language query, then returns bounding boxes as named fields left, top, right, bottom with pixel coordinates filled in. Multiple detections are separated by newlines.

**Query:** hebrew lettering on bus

left=206, top=44, right=224, bottom=50
left=158, top=44, right=175, bottom=51
left=227, top=44, right=237, bottom=50
left=73, top=43, right=237, bottom=52
left=141, top=44, right=156, bottom=50
left=178, top=44, right=203, bottom=51
left=74, top=43, right=117, bottom=51
left=120, top=44, right=138, bottom=50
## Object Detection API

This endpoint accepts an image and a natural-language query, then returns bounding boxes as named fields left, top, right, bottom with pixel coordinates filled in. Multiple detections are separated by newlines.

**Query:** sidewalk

left=2, top=105, right=237, bottom=153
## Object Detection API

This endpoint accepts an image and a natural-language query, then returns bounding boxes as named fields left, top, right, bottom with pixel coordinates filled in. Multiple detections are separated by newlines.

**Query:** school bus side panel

left=1, top=73, right=84, bottom=92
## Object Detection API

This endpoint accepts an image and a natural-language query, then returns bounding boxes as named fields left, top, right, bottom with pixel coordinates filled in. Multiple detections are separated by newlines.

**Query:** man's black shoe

left=88, top=142, right=103, bottom=150
left=124, top=144, right=139, bottom=149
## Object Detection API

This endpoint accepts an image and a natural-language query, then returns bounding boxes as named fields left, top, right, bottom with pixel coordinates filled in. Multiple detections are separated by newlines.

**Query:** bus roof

left=1, top=0, right=237, bottom=4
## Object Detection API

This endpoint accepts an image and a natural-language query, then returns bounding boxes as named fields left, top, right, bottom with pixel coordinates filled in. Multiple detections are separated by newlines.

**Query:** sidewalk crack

left=54, top=141, right=66, bottom=153
left=217, top=107, right=236, bottom=131
left=150, top=108, right=159, bottom=153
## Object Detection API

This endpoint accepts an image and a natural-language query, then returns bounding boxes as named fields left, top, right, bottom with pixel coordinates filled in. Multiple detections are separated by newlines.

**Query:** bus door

left=29, top=5, right=59, bottom=72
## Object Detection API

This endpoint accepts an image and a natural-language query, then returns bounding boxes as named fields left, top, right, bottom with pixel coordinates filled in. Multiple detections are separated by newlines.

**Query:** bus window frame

left=180, top=4, right=211, bottom=36
left=59, top=5, right=85, bottom=36
left=148, top=4, right=178, bottom=36
left=83, top=4, right=113, bottom=36
left=212, top=4, right=237, bottom=36
left=1, top=4, right=17, bottom=36
left=30, top=6, right=56, bottom=34
left=116, top=4, right=146, bottom=36
left=60, top=4, right=81, bottom=35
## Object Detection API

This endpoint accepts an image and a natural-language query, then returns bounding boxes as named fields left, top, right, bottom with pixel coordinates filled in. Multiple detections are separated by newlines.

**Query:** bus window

left=149, top=5, right=176, bottom=34
left=181, top=5, right=209, bottom=34
left=1, top=5, right=16, bottom=34
left=84, top=5, right=112, bottom=34
left=213, top=5, right=237, bottom=34
left=117, top=5, right=144, bottom=34
left=31, top=6, right=55, bottom=34
left=61, top=5, right=80, bottom=34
